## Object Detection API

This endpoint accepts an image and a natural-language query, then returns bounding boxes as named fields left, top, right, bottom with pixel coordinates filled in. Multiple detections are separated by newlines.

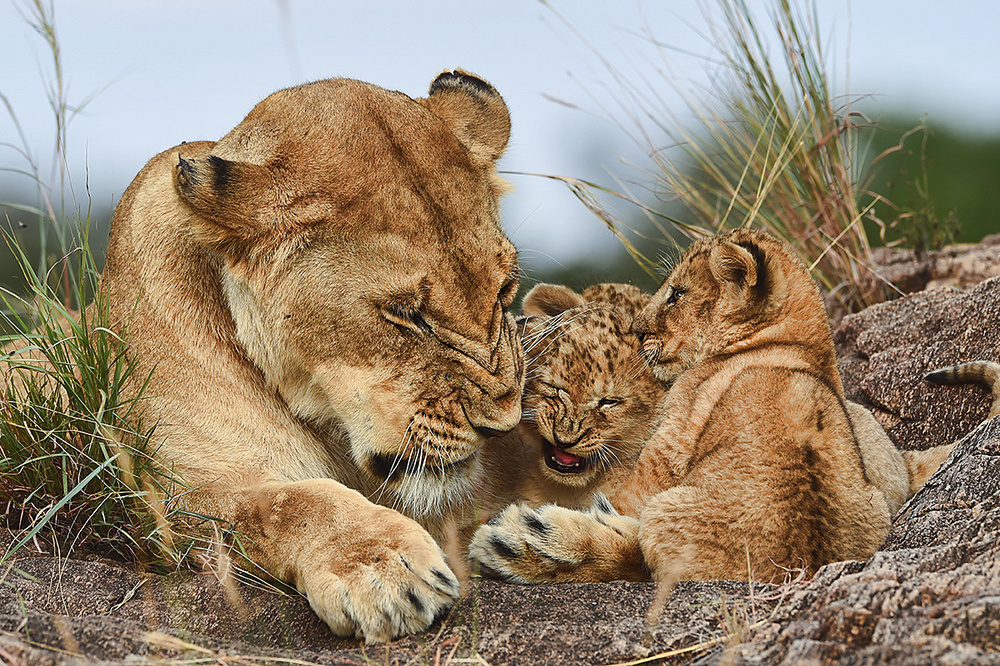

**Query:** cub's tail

left=908, top=360, right=1000, bottom=495
left=925, top=360, right=1000, bottom=419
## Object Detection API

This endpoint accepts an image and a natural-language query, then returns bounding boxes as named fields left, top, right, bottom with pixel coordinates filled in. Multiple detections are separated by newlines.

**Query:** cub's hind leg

left=638, top=486, right=767, bottom=585
left=638, top=485, right=831, bottom=585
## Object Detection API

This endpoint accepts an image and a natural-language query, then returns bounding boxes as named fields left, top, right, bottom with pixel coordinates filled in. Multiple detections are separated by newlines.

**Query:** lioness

left=102, top=71, right=523, bottom=642
left=472, top=229, right=895, bottom=584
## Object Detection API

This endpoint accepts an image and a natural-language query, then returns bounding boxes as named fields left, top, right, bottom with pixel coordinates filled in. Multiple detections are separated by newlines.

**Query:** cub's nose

left=630, top=318, right=649, bottom=343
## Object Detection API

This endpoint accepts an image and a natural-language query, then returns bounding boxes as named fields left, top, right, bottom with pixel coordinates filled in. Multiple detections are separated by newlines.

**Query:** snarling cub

left=481, top=283, right=666, bottom=513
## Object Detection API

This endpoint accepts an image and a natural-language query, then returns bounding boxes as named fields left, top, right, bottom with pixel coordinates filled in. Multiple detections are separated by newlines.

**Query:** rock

left=871, top=234, right=1000, bottom=294
left=835, top=275, right=1000, bottom=451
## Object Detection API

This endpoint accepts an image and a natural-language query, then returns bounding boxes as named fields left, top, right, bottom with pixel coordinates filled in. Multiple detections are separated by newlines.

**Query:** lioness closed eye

left=101, top=71, right=523, bottom=642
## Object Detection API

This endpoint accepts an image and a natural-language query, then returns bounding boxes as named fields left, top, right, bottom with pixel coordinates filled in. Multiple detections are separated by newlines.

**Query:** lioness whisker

left=372, top=421, right=415, bottom=507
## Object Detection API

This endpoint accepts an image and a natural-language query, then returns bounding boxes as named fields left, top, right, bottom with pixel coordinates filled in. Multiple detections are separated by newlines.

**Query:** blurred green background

left=3, top=115, right=999, bottom=299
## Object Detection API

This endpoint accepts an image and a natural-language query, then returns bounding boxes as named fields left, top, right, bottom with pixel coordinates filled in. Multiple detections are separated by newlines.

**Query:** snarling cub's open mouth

left=543, top=441, right=589, bottom=474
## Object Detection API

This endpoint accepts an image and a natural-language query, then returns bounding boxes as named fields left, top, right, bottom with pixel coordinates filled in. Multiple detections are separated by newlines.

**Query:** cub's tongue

left=543, top=441, right=588, bottom=473
left=551, top=446, right=583, bottom=467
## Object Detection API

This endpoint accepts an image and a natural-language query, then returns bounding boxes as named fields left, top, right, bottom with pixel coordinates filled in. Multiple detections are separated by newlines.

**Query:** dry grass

left=546, top=0, right=952, bottom=316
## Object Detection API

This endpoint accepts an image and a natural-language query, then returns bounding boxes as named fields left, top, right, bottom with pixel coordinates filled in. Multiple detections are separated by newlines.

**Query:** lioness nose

left=475, top=425, right=513, bottom=439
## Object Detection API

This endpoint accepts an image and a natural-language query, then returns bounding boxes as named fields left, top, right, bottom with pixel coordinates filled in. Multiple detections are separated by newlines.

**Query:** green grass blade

left=1, top=454, right=119, bottom=566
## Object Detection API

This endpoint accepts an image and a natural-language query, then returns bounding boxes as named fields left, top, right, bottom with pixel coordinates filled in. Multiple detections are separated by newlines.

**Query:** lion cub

left=473, top=229, right=894, bottom=584
left=481, top=283, right=666, bottom=513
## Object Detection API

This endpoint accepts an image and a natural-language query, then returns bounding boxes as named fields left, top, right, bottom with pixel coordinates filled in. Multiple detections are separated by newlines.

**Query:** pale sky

left=3, top=0, right=999, bottom=277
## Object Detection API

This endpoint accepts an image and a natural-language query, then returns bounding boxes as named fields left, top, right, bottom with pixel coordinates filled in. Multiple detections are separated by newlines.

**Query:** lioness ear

left=421, top=69, right=511, bottom=166
left=173, top=153, right=273, bottom=253
left=522, top=284, right=586, bottom=318
left=710, top=241, right=758, bottom=290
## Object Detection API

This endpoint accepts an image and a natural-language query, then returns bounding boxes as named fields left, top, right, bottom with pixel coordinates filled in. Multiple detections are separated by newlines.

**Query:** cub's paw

left=469, top=494, right=646, bottom=583
left=300, top=521, right=460, bottom=643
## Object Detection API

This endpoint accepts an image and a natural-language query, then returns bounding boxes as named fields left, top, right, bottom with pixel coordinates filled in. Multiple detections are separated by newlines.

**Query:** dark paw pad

left=524, top=512, right=549, bottom=536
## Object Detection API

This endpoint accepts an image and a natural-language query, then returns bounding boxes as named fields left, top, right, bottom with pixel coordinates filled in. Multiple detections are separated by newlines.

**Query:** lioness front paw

left=301, top=524, right=460, bottom=643
left=469, top=495, right=646, bottom=583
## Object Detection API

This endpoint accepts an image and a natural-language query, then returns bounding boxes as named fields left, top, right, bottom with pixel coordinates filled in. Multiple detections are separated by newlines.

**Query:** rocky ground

left=3, top=239, right=1000, bottom=665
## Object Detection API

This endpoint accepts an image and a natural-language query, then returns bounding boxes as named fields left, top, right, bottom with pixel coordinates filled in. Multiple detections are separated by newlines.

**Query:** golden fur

left=100, top=71, right=523, bottom=642
left=472, top=229, right=897, bottom=584
left=481, top=283, right=666, bottom=513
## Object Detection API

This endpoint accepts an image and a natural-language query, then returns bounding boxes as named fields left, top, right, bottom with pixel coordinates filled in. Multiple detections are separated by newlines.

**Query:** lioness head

left=519, top=283, right=663, bottom=490
left=632, top=228, right=831, bottom=382
left=171, top=71, right=523, bottom=517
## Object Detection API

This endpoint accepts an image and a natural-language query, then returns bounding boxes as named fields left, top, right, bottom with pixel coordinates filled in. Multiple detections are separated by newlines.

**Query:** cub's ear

left=421, top=69, right=511, bottom=166
left=173, top=153, right=273, bottom=254
left=522, top=283, right=586, bottom=318
left=710, top=240, right=759, bottom=292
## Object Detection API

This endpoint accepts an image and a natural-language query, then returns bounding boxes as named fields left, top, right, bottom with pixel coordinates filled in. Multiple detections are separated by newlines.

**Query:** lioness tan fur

left=472, top=229, right=897, bottom=584
left=481, top=283, right=666, bottom=513
left=100, top=71, right=523, bottom=642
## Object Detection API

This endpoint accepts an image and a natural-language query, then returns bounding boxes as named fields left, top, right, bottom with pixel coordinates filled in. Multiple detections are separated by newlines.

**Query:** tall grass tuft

left=553, top=0, right=926, bottom=315
left=0, top=0, right=183, bottom=569
left=0, top=224, right=184, bottom=567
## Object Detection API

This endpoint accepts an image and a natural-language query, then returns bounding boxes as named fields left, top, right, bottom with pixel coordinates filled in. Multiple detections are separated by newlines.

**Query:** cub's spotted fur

left=482, top=283, right=666, bottom=513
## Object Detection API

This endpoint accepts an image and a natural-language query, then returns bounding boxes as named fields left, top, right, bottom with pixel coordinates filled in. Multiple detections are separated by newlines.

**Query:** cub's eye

left=665, top=286, right=685, bottom=306
left=597, top=397, right=623, bottom=408
left=382, top=303, right=431, bottom=335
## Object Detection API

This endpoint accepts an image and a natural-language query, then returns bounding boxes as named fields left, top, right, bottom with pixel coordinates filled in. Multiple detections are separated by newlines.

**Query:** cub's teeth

left=544, top=442, right=588, bottom=473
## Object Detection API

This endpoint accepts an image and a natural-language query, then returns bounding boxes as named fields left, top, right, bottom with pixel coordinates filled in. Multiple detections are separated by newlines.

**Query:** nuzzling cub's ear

left=709, top=239, right=763, bottom=309
left=420, top=69, right=511, bottom=167
left=710, top=240, right=757, bottom=288
left=521, top=284, right=586, bottom=319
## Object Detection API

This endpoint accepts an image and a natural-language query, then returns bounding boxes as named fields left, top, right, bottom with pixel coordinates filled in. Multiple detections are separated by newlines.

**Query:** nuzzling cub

left=472, top=229, right=896, bottom=584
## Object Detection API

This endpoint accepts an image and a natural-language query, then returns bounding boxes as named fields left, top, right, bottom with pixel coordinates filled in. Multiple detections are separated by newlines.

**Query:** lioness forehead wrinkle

left=100, top=71, right=522, bottom=642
